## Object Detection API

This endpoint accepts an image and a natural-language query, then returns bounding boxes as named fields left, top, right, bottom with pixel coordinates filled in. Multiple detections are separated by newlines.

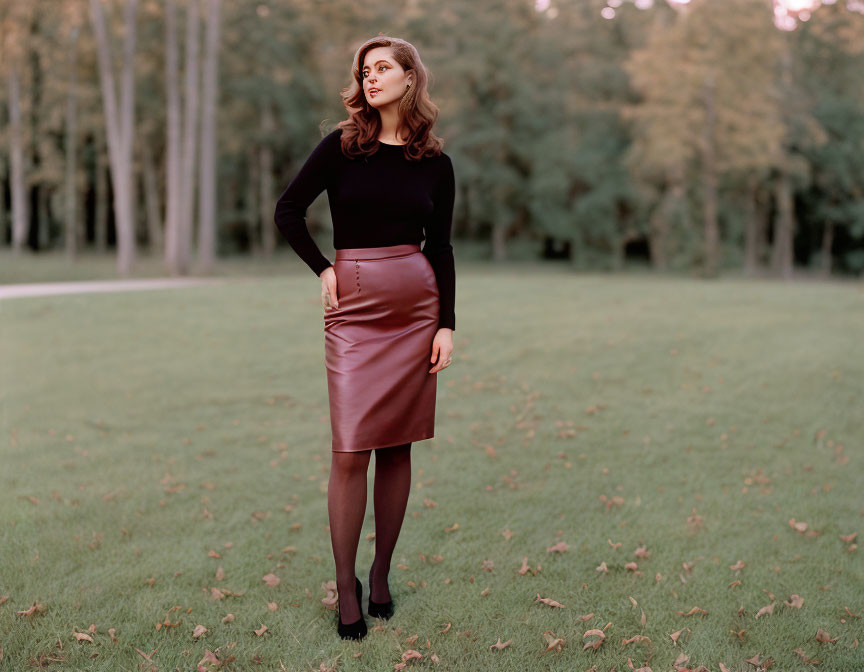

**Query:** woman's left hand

left=429, top=328, right=454, bottom=374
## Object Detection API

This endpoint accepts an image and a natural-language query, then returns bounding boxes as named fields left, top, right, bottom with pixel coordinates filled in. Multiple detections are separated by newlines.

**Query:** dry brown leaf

left=490, top=637, right=511, bottom=650
left=261, top=573, right=280, bottom=587
left=135, top=648, right=157, bottom=661
left=536, top=594, right=566, bottom=609
left=792, top=647, right=821, bottom=664
left=72, top=632, right=93, bottom=643
left=253, top=624, right=267, bottom=636
left=789, top=518, right=808, bottom=533
left=582, top=628, right=605, bottom=650
left=784, top=594, right=804, bottom=609
left=815, top=628, right=838, bottom=643
left=542, top=630, right=566, bottom=653
left=16, top=601, right=43, bottom=617
left=622, top=635, right=652, bottom=645
left=192, top=624, right=207, bottom=638
left=546, top=541, right=568, bottom=553
left=755, top=602, right=774, bottom=619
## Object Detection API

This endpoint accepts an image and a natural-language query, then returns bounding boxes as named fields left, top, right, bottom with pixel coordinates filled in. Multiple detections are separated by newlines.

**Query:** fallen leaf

left=784, top=595, right=803, bottom=609
left=582, top=628, right=605, bottom=651
left=815, top=628, right=838, bottom=644
left=542, top=630, right=566, bottom=653
left=536, top=594, right=566, bottom=609
left=755, top=602, right=774, bottom=619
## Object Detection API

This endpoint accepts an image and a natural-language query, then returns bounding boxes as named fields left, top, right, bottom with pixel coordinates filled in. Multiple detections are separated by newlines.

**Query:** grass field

left=1, top=267, right=862, bottom=671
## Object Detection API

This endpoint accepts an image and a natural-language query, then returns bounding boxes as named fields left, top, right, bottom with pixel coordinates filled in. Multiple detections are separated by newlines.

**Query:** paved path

left=0, top=277, right=226, bottom=300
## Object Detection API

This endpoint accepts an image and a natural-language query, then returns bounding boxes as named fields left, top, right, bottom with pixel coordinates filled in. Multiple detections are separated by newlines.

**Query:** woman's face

left=361, top=46, right=411, bottom=109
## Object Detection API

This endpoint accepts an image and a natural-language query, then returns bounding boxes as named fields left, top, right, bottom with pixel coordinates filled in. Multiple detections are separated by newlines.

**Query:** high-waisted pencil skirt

left=324, top=244, right=440, bottom=452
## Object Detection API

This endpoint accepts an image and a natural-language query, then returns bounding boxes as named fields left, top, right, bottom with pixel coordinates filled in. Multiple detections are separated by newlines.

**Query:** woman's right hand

left=320, top=266, right=339, bottom=311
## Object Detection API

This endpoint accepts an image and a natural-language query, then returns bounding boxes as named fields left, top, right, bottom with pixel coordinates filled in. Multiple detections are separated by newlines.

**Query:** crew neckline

left=378, top=141, right=406, bottom=147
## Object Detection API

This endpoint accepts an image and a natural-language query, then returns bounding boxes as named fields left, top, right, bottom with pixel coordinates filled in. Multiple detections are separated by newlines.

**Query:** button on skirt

left=324, top=244, right=440, bottom=452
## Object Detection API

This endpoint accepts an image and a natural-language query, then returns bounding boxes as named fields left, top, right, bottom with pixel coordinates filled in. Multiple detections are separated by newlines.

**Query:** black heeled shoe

left=336, top=575, right=367, bottom=640
left=367, top=567, right=394, bottom=620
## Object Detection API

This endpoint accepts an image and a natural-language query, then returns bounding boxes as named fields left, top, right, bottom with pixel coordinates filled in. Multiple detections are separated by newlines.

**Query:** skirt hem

left=332, top=432, right=434, bottom=453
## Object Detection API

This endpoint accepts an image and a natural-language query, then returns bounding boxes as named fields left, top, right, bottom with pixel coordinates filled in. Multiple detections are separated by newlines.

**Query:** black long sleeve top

left=273, top=128, right=456, bottom=331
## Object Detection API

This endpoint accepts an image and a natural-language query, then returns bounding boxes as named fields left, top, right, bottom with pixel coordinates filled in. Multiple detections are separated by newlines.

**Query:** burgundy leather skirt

left=324, top=244, right=440, bottom=452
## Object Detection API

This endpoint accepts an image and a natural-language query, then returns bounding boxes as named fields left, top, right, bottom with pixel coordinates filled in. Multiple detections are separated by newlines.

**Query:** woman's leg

left=370, top=442, right=412, bottom=602
left=328, top=449, right=372, bottom=623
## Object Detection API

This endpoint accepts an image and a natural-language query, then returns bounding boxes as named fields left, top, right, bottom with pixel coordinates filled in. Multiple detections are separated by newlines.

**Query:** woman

left=273, top=35, right=456, bottom=641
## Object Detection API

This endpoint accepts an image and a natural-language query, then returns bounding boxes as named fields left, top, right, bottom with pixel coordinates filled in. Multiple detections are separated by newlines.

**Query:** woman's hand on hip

left=320, top=266, right=338, bottom=311
left=429, top=328, right=454, bottom=373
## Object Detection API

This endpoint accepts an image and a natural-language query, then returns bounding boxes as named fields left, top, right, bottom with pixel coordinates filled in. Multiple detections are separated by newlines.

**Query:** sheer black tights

left=328, top=442, right=412, bottom=624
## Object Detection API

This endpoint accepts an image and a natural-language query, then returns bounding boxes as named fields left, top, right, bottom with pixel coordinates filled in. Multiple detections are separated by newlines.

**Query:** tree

left=89, top=0, right=139, bottom=273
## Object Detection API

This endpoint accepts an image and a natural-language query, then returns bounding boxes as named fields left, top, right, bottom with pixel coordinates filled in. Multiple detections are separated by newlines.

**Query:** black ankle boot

left=367, top=567, right=394, bottom=620
left=337, top=575, right=367, bottom=640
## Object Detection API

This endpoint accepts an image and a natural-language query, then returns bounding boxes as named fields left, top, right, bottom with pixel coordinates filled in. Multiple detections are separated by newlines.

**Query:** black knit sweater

left=273, top=128, right=456, bottom=331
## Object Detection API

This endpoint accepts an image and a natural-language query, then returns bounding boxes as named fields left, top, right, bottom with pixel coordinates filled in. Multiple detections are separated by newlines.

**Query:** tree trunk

left=819, top=220, right=834, bottom=277
left=164, top=0, right=184, bottom=274
left=95, top=130, right=108, bottom=251
left=180, top=0, right=200, bottom=268
left=491, top=219, right=508, bottom=261
left=743, top=175, right=760, bottom=276
left=64, top=26, right=80, bottom=260
left=701, top=72, right=719, bottom=278
left=260, top=103, right=276, bottom=256
left=89, top=0, right=138, bottom=274
left=37, top=183, right=50, bottom=249
left=7, top=61, right=29, bottom=254
left=0, top=157, right=7, bottom=245
left=141, top=139, right=163, bottom=252
left=770, top=167, right=794, bottom=280
left=197, top=0, right=222, bottom=272
left=649, top=181, right=681, bottom=270
left=246, top=148, right=260, bottom=254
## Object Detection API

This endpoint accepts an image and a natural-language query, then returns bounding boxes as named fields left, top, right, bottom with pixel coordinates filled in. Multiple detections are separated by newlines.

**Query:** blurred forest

left=1, top=0, right=863, bottom=278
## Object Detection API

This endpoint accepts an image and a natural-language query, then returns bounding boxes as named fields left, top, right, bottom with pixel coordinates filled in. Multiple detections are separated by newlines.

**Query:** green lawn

left=1, top=269, right=862, bottom=671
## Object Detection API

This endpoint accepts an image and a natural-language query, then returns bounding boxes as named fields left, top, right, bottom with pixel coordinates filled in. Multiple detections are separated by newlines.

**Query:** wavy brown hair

left=327, top=35, right=445, bottom=162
